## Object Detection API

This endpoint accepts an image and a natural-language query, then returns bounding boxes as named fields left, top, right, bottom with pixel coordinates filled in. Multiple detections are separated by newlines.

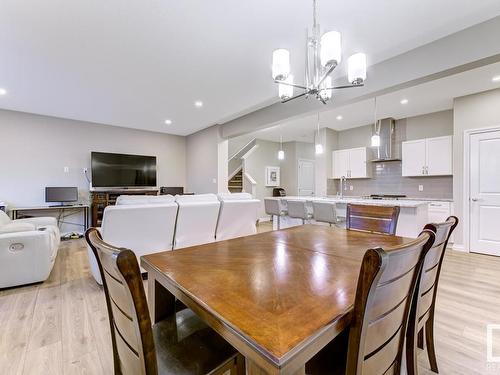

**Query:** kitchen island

left=271, top=196, right=429, bottom=238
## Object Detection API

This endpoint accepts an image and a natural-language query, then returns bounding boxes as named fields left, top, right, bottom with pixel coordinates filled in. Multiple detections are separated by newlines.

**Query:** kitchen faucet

left=340, top=175, right=347, bottom=199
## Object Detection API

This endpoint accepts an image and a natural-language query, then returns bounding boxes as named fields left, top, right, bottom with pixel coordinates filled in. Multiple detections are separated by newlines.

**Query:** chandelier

left=271, top=0, right=367, bottom=104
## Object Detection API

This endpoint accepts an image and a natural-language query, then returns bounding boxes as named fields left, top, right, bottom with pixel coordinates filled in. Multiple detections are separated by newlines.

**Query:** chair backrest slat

left=86, top=228, right=157, bottom=375
left=346, top=204, right=400, bottom=235
left=416, top=216, right=458, bottom=324
left=346, top=230, right=435, bottom=375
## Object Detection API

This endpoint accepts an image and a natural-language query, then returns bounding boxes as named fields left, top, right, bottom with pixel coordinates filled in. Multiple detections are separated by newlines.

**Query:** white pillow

left=0, top=222, right=36, bottom=234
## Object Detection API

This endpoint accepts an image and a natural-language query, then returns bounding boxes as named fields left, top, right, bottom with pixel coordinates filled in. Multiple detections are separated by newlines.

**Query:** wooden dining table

left=141, top=225, right=412, bottom=375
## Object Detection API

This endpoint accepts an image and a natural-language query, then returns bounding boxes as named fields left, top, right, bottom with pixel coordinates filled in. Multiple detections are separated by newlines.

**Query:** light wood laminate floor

left=1, top=224, right=499, bottom=374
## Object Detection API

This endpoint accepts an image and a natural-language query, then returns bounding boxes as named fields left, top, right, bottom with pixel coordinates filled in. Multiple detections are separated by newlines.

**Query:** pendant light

left=315, top=113, right=324, bottom=154
left=278, top=135, right=285, bottom=160
left=371, top=97, right=381, bottom=147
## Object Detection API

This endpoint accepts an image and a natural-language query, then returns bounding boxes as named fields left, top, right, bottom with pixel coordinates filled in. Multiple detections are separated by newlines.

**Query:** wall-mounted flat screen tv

left=91, top=152, right=157, bottom=188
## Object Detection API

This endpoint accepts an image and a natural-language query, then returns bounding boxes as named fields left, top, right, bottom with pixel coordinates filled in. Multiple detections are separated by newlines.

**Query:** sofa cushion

left=116, top=195, right=175, bottom=205
left=175, top=193, right=218, bottom=203
left=217, top=192, right=253, bottom=201
left=0, top=222, right=36, bottom=234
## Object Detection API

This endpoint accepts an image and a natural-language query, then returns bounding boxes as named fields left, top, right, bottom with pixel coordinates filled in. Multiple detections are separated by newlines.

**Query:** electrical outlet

left=349, top=185, right=354, bottom=191
left=63, top=166, right=69, bottom=173
left=418, top=185, right=424, bottom=192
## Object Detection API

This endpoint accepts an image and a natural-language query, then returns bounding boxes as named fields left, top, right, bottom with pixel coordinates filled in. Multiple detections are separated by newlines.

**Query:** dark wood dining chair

left=346, top=204, right=400, bottom=235
left=406, top=216, right=459, bottom=375
left=306, top=230, right=435, bottom=375
left=85, top=228, right=244, bottom=375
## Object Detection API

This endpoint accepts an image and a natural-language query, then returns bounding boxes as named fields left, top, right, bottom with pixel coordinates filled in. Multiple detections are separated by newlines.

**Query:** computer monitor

left=45, top=187, right=78, bottom=205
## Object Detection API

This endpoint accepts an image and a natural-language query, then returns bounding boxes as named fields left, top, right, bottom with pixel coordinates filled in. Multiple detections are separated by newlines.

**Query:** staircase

left=228, top=168, right=243, bottom=193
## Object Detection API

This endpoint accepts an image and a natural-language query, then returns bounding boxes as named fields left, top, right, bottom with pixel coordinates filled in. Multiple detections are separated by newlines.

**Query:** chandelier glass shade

left=271, top=0, right=367, bottom=104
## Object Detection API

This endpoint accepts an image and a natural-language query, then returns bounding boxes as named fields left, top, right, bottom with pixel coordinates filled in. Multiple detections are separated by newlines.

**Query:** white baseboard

left=258, top=216, right=271, bottom=222
left=451, top=243, right=467, bottom=252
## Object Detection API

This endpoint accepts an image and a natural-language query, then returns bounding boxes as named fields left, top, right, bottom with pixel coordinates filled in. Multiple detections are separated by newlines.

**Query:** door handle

left=471, top=198, right=480, bottom=202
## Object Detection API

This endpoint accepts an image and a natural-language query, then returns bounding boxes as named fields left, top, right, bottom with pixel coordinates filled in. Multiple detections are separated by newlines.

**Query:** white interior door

left=298, top=160, right=315, bottom=196
left=470, top=130, right=500, bottom=256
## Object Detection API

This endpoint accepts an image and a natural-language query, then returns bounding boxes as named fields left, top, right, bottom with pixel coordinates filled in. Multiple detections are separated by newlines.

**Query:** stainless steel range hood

left=371, top=118, right=406, bottom=162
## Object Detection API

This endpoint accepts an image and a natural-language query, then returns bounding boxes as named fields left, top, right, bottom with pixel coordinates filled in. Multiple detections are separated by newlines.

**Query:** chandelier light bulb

left=320, top=31, right=342, bottom=68
left=279, top=74, right=294, bottom=100
left=348, top=53, right=367, bottom=85
left=272, top=49, right=290, bottom=81
left=371, top=134, right=381, bottom=147
left=278, top=150, right=285, bottom=160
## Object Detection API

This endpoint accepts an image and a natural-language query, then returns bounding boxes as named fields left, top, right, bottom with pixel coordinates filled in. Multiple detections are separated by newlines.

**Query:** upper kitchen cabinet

left=332, top=147, right=371, bottom=179
left=402, top=135, right=452, bottom=176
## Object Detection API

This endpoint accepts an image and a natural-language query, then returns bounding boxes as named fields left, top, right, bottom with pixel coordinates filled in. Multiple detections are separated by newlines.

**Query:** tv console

left=90, top=188, right=158, bottom=227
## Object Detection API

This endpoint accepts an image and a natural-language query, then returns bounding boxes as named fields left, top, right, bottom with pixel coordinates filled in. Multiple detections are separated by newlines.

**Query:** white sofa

left=173, top=194, right=220, bottom=249
left=0, top=211, right=60, bottom=288
left=87, top=202, right=178, bottom=284
left=216, top=193, right=259, bottom=241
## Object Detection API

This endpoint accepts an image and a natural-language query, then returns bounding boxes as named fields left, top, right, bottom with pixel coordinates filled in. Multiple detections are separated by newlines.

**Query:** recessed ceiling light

left=336, top=115, right=343, bottom=120
left=400, top=99, right=409, bottom=105
left=492, top=75, right=500, bottom=82
left=164, top=119, right=172, bottom=125
left=0, top=88, right=7, bottom=96
left=194, top=100, right=203, bottom=108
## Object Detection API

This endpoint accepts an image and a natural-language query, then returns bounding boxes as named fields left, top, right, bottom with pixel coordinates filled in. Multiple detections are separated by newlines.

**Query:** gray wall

left=186, top=124, right=227, bottom=194
left=0, top=109, right=186, bottom=231
left=328, top=110, right=454, bottom=198
left=243, top=140, right=281, bottom=218
left=279, top=141, right=297, bottom=196
left=406, top=110, right=453, bottom=140
left=315, top=128, right=338, bottom=196
left=240, top=139, right=315, bottom=217
left=453, top=88, right=500, bottom=248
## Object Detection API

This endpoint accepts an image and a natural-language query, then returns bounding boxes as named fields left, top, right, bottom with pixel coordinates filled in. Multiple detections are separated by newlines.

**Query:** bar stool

left=287, top=199, right=313, bottom=225
left=312, top=200, right=343, bottom=227
left=264, top=198, right=287, bottom=230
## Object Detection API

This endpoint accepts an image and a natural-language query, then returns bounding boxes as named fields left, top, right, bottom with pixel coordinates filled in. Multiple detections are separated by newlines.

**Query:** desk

left=141, top=226, right=413, bottom=375
left=10, top=205, right=90, bottom=231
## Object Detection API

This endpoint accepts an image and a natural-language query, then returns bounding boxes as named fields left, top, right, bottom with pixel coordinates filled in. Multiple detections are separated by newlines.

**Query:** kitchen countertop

left=282, top=196, right=429, bottom=208
left=322, top=195, right=453, bottom=203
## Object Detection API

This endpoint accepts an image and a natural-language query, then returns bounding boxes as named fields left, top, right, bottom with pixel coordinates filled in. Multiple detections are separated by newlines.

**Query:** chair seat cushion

left=153, top=308, right=237, bottom=375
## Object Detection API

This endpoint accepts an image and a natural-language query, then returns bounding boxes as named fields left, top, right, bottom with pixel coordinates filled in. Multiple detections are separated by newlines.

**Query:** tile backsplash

left=327, top=161, right=453, bottom=199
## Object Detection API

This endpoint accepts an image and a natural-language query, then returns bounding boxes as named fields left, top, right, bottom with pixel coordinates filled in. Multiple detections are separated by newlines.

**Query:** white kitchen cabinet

left=426, top=136, right=453, bottom=175
left=332, top=147, right=370, bottom=179
left=332, top=149, right=349, bottom=178
left=402, top=139, right=426, bottom=176
left=402, top=136, right=452, bottom=177
left=427, top=200, right=454, bottom=243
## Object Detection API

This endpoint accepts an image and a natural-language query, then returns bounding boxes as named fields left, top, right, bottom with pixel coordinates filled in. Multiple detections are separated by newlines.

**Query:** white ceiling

left=249, top=61, right=500, bottom=143
left=1, top=0, right=500, bottom=135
